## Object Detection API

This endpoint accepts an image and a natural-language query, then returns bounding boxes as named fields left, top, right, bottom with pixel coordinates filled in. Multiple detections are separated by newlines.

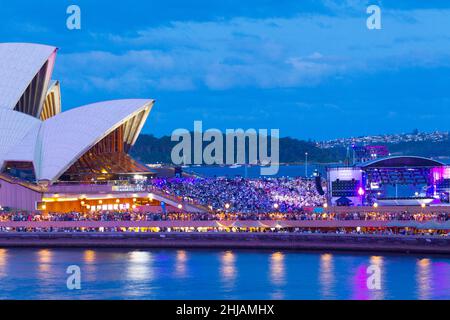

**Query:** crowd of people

left=0, top=176, right=448, bottom=237
left=149, top=177, right=326, bottom=213
left=1, top=211, right=448, bottom=237
left=0, top=226, right=427, bottom=236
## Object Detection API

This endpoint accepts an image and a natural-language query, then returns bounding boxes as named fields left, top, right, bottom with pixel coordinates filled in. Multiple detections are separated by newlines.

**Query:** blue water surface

left=0, top=248, right=448, bottom=300
left=186, top=164, right=326, bottom=178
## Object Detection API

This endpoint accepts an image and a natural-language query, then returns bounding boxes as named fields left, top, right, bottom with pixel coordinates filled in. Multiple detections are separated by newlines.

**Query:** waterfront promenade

left=0, top=231, right=448, bottom=254
left=0, top=213, right=449, bottom=254
left=1, top=219, right=449, bottom=229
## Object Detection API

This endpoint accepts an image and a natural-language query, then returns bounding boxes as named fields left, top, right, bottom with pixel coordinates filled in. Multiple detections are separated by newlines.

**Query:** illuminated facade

left=327, top=156, right=450, bottom=206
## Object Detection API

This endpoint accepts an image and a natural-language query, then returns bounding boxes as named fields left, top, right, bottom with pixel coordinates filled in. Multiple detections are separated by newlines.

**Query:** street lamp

left=305, top=152, right=308, bottom=178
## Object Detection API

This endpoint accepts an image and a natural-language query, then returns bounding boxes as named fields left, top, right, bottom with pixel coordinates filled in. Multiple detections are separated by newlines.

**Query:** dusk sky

left=2, top=0, right=450, bottom=140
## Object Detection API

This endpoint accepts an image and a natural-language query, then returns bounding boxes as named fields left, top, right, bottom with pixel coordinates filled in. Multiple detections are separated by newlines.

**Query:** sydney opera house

left=0, top=43, right=180, bottom=212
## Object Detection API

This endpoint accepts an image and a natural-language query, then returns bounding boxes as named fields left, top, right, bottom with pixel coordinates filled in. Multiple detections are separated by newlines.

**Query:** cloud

left=56, top=7, right=450, bottom=94
left=323, top=0, right=375, bottom=11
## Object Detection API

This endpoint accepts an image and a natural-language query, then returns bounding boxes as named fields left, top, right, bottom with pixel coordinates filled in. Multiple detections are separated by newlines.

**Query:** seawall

left=0, top=232, right=449, bottom=254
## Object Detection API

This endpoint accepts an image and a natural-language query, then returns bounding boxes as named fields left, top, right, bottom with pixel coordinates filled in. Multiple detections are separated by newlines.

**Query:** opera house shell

left=0, top=43, right=155, bottom=211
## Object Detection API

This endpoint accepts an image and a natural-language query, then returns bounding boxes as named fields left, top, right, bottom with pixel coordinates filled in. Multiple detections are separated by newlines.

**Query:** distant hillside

left=131, top=134, right=346, bottom=164
left=132, top=134, right=174, bottom=164
left=386, top=139, right=450, bottom=159
left=131, top=134, right=450, bottom=164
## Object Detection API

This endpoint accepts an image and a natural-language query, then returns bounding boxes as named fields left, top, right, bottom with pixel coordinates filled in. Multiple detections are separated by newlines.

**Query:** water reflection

left=175, top=250, right=188, bottom=278
left=126, top=251, right=153, bottom=281
left=319, top=253, right=335, bottom=299
left=37, top=249, right=53, bottom=274
left=269, top=252, right=285, bottom=286
left=35, top=249, right=56, bottom=296
left=369, top=256, right=385, bottom=300
left=431, top=262, right=450, bottom=299
left=352, top=256, right=385, bottom=300
left=416, top=258, right=431, bottom=300
left=0, top=248, right=447, bottom=299
left=220, top=251, right=236, bottom=291
left=269, top=252, right=286, bottom=299
left=84, top=250, right=96, bottom=264
left=0, top=249, right=7, bottom=278
left=83, top=250, right=97, bottom=282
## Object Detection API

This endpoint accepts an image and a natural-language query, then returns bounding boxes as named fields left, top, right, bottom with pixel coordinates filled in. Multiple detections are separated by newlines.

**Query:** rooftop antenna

left=352, top=145, right=356, bottom=165
left=345, top=146, right=351, bottom=166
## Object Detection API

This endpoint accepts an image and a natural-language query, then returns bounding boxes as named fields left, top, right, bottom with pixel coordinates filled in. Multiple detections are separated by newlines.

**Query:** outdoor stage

left=327, top=156, right=450, bottom=207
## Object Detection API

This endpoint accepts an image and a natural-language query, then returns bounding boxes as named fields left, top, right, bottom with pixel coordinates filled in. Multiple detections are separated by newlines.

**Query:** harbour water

left=185, top=164, right=327, bottom=178
left=0, top=248, right=448, bottom=300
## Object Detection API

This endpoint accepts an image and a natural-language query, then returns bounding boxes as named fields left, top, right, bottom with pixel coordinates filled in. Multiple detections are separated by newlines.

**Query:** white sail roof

left=0, top=43, right=57, bottom=111
left=0, top=43, right=156, bottom=184
left=0, top=109, right=41, bottom=167
left=38, top=99, right=154, bottom=181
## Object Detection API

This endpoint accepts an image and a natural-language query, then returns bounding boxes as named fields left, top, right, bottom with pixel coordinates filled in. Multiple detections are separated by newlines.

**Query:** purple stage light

left=358, top=187, right=365, bottom=196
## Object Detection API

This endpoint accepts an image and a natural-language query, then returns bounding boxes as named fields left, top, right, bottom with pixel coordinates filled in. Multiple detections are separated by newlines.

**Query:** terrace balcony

left=47, top=180, right=146, bottom=194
